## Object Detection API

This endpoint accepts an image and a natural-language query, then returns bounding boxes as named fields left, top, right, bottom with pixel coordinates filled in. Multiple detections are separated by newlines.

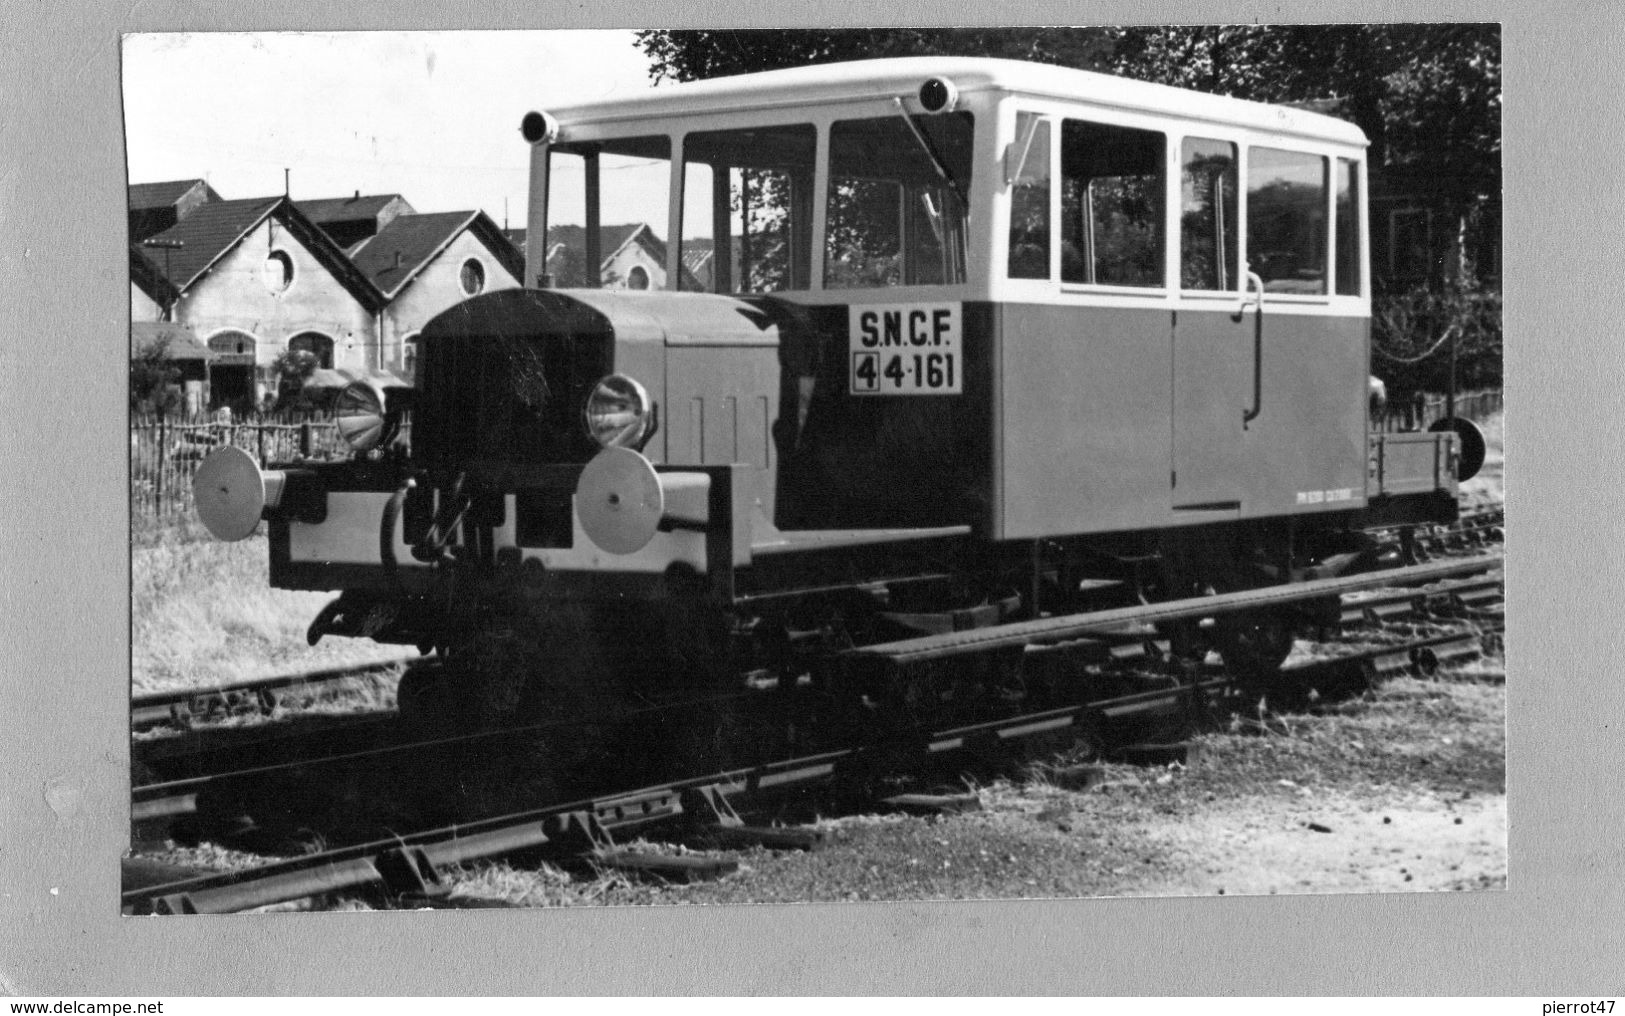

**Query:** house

left=536, top=222, right=702, bottom=291
left=129, top=246, right=179, bottom=323
left=297, top=192, right=416, bottom=251
left=130, top=321, right=212, bottom=414
left=1370, top=170, right=1501, bottom=292
left=349, top=210, right=524, bottom=373
left=131, top=194, right=385, bottom=412
left=128, top=179, right=221, bottom=244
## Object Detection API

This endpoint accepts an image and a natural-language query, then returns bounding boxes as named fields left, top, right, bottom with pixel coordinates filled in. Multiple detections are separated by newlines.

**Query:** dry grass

left=131, top=526, right=417, bottom=695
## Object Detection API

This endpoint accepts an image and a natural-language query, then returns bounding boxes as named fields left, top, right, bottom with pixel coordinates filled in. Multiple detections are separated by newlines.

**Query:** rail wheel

left=1213, top=608, right=1298, bottom=708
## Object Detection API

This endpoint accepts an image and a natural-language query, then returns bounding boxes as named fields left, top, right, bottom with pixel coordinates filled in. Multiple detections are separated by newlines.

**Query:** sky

left=122, top=31, right=660, bottom=228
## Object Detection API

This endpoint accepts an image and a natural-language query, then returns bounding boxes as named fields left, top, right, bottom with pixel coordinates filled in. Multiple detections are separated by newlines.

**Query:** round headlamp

left=583, top=374, right=655, bottom=450
left=918, top=77, right=958, bottom=114
left=335, top=380, right=397, bottom=452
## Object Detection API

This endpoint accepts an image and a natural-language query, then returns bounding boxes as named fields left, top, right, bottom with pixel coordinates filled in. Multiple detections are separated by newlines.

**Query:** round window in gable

left=460, top=258, right=486, bottom=296
left=263, top=250, right=294, bottom=294
left=627, top=265, right=650, bottom=290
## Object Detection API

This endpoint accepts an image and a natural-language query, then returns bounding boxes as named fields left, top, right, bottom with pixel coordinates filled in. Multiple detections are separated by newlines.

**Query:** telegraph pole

left=141, top=238, right=185, bottom=322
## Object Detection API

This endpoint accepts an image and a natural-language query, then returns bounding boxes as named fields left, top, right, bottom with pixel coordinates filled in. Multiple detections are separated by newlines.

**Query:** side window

left=1180, top=138, right=1238, bottom=291
left=1335, top=158, right=1362, bottom=296
left=1061, top=119, right=1165, bottom=287
left=1247, top=147, right=1328, bottom=294
left=1006, top=113, right=1051, bottom=279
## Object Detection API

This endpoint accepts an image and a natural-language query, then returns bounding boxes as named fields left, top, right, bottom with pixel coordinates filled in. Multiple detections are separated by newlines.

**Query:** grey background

left=1, top=0, right=1616, bottom=994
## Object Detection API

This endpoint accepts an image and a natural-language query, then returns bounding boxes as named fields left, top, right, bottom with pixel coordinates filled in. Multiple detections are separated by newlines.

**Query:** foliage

left=270, top=347, right=321, bottom=411
left=1100, top=24, right=1500, bottom=216
left=130, top=335, right=182, bottom=415
left=1372, top=282, right=1502, bottom=395
left=637, top=25, right=1500, bottom=220
left=635, top=28, right=1116, bottom=84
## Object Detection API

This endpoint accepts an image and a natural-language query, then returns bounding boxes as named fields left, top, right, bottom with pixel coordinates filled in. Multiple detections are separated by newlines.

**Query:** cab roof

left=544, top=56, right=1368, bottom=148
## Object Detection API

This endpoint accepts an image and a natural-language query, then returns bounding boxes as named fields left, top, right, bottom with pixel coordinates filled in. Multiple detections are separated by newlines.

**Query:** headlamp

left=583, top=373, right=655, bottom=450
left=335, top=381, right=397, bottom=452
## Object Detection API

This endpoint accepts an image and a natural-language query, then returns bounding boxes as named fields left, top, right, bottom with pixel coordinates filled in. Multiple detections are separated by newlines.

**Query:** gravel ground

left=426, top=669, right=1505, bottom=908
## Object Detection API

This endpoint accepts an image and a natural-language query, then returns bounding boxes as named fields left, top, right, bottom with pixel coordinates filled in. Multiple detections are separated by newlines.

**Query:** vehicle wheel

left=1214, top=609, right=1298, bottom=707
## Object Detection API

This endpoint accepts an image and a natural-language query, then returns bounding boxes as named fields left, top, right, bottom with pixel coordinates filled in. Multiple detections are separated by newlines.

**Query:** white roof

left=545, top=56, right=1367, bottom=147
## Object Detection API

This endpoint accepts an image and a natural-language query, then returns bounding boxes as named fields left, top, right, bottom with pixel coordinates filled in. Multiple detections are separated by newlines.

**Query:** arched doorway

left=206, top=330, right=257, bottom=412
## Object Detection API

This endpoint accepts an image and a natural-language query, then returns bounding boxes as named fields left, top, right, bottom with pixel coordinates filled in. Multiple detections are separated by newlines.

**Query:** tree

left=637, top=27, right=1501, bottom=394
left=636, top=29, right=1116, bottom=84
left=130, top=335, right=181, bottom=415
left=637, top=25, right=1500, bottom=228
left=270, top=347, right=321, bottom=411
left=1102, top=24, right=1500, bottom=226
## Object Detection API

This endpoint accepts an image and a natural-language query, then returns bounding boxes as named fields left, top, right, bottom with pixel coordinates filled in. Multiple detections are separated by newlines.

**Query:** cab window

left=1334, top=157, right=1362, bottom=296
left=1247, top=147, right=1329, bottom=294
left=679, top=124, right=817, bottom=293
left=1180, top=138, right=1238, bottom=291
left=1061, top=119, right=1165, bottom=287
left=547, top=136, right=672, bottom=289
left=824, top=112, right=974, bottom=289
left=1006, top=113, right=1051, bottom=279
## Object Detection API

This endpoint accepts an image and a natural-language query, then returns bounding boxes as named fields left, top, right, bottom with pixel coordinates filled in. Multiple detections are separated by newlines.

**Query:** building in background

left=298, top=192, right=417, bottom=251
left=128, top=178, right=221, bottom=244
left=349, top=210, right=525, bottom=376
left=130, top=194, right=385, bottom=413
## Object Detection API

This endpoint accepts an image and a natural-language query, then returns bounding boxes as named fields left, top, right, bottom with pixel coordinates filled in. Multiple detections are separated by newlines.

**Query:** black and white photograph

left=119, top=26, right=1509, bottom=915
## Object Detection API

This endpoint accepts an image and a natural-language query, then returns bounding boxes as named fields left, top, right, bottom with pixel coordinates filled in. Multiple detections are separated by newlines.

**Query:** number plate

left=848, top=302, right=962, bottom=396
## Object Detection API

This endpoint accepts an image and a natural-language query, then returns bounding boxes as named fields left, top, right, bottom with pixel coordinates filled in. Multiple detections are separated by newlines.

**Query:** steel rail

left=123, top=607, right=1503, bottom=916
left=855, top=555, right=1501, bottom=666
left=132, top=654, right=419, bottom=730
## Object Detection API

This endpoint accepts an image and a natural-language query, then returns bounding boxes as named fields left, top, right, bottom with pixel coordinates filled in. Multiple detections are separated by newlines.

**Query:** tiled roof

left=143, top=195, right=386, bottom=311
left=297, top=193, right=411, bottom=224
left=543, top=223, right=647, bottom=266
left=128, top=179, right=219, bottom=210
left=129, top=245, right=179, bottom=306
left=130, top=321, right=211, bottom=360
left=351, top=211, right=478, bottom=296
left=350, top=210, right=524, bottom=298
left=143, top=196, right=284, bottom=290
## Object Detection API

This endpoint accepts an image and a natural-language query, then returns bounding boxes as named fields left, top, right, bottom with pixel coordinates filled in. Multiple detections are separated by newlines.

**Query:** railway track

left=125, top=549, right=1504, bottom=915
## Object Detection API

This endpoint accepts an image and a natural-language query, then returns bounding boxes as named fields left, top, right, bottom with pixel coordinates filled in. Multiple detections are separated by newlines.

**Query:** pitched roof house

left=539, top=222, right=701, bottom=290
left=349, top=210, right=525, bottom=371
left=131, top=194, right=386, bottom=410
left=128, top=178, right=221, bottom=244
left=297, top=192, right=416, bottom=251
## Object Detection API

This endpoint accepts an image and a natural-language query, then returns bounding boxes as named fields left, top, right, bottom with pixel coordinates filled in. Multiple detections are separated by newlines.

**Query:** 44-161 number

left=851, top=351, right=958, bottom=395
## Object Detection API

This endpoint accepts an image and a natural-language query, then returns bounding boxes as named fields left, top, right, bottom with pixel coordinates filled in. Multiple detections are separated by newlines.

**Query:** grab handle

left=1242, top=271, right=1265, bottom=427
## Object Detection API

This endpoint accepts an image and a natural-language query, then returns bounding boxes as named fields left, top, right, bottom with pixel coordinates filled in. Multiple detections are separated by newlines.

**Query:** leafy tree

left=270, top=348, right=321, bottom=411
left=130, top=335, right=181, bottom=415
left=636, top=26, right=1501, bottom=393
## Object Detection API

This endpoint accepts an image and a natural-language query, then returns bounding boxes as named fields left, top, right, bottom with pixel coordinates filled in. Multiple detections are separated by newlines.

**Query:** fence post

left=301, top=422, right=313, bottom=458
left=257, top=424, right=266, bottom=464
left=155, top=415, right=166, bottom=516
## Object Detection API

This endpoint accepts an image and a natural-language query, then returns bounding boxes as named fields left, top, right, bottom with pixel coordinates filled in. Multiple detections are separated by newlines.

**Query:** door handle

left=1242, top=271, right=1264, bottom=427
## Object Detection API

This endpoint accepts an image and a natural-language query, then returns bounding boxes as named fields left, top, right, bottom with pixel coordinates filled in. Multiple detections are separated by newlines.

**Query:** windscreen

left=825, top=112, right=974, bottom=289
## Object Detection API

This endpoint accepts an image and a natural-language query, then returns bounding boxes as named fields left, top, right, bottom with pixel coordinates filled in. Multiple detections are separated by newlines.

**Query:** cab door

left=1170, top=137, right=1249, bottom=511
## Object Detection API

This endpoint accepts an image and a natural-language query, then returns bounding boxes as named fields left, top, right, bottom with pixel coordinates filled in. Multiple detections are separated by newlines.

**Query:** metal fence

left=1374, top=388, right=1503, bottom=433
left=132, top=390, right=1500, bottom=525
left=130, top=410, right=397, bottom=523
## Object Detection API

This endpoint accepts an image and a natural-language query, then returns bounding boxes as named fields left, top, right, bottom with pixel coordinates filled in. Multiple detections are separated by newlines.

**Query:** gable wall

left=173, top=216, right=376, bottom=369
left=381, top=229, right=521, bottom=368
